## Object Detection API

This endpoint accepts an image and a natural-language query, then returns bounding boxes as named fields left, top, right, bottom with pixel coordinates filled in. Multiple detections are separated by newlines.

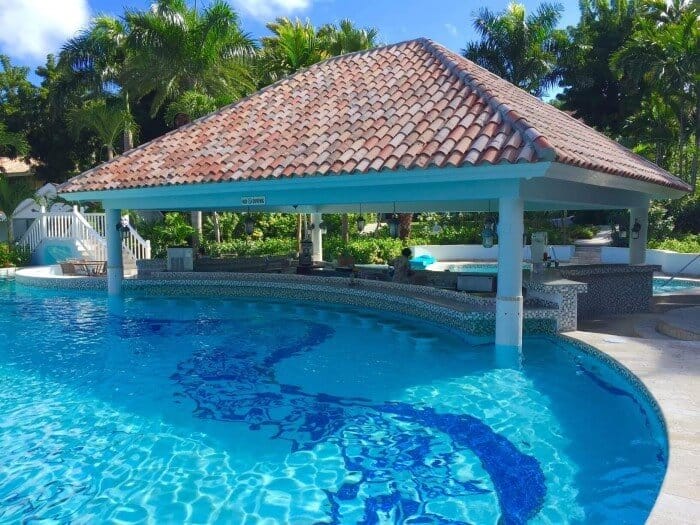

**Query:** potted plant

left=152, top=213, right=196, bottom=271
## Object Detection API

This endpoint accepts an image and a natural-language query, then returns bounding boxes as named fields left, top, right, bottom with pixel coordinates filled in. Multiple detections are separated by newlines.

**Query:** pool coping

left=566, top=331, right=699, bottom=524
left=14, top=267, right=561, bottom=337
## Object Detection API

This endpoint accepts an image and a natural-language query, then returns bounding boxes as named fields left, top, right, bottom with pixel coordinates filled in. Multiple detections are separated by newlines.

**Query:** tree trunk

left=106, top=146, right=114, bottom=161
left=296, top=214, right=303, bottom=252
left=691, top=89, right=699, bottom=189
left=7, top=217, right=14, bottom=244
left=191, top=211, right=202, bottom=254
left=398, top=213, right=412, bottom=240
left=678, top=106, right=686, bottom=181
left=213, top=212, right=221, bottom=244
left=123, top=92, right=134, bottom=151
left=341, top=213, right=349, bottom=243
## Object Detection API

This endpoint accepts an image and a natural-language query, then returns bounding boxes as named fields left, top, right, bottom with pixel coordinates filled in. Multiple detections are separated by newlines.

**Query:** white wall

left=30, top=239, right=83, bottom=266
left=411, top=244, right=574, bottom=262
left=601, top=247, right=700, bottom=276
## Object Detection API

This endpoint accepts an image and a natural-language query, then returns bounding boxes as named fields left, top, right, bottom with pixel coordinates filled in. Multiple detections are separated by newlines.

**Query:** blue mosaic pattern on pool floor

left=171, top=318, right=545, bottom=524
left=0, top=282, right=668, bottom=524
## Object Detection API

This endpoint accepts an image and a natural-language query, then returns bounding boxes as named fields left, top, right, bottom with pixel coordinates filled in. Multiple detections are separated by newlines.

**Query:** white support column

left=310, top=212, right=323, bottom=262
left=629, top=203, right=649, bottom=265
left=496, top=197, right=524, bottom=348
left=105, top=208, right=123, bottom=296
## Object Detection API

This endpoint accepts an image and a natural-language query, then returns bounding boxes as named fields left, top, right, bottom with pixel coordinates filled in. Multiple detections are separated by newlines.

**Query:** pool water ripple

left=0, top=282, right=666, bottom=523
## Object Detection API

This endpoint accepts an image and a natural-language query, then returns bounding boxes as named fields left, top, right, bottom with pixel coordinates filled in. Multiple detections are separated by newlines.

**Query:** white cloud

left=444, top=23, right=459, bottom=37
left=0, top=0, right=90, bottom=60
left=232, top=0, right=313, bottom=20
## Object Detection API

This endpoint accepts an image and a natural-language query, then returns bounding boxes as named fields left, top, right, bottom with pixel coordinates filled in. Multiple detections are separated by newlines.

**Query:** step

left=632, top=318, right=678, bottom=341
left=656, top=306, right=700, bottom=341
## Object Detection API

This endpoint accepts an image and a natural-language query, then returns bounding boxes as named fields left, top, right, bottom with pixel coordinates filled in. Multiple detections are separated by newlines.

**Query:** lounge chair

left=59, top=261, right=76, bottom=276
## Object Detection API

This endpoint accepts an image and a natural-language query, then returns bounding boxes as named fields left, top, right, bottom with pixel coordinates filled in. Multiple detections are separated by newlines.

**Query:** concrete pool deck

left=567, top=330, right=700, bottom=524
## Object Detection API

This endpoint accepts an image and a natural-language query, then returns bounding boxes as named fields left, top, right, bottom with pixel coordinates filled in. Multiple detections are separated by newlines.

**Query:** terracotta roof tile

left=61, top=38, right=691, bottom=194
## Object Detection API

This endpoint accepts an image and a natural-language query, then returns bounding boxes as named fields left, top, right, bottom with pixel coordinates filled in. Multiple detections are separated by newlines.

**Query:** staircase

left=17, top=207, right=150, bottom=267
left=569, top=246, right=602, bottom=265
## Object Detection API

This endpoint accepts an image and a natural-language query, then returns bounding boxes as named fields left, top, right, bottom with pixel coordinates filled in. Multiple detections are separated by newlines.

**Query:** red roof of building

left=61, top=38, right=691, bottom=194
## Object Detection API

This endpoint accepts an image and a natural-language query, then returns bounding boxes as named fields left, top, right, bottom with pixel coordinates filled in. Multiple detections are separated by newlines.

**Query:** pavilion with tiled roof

left=59, top=38, right=691, bottom=347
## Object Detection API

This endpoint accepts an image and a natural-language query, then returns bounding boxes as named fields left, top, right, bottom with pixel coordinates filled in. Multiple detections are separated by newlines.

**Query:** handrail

left=84, top=213, right=106, bottom=237
left=122, top=218, right=151, bottom=260
left=17, top=219, right=43, bottom=253
left=72, top=210, right=107, bottom=261
left=16, top=210, right=151, bottom=261
left=660, top=253, right=700, bottom=287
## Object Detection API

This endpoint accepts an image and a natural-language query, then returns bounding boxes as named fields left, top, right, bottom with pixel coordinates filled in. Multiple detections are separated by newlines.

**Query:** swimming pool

left=0, top=281, right=666, bottom=523
left=653, top=277, right=700, bottom=294
left=433, top=263, right=532, bottom=274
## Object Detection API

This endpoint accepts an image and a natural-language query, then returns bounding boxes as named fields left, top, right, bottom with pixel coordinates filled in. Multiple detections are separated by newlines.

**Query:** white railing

left=73, top=211, right=107, bottom=261
left=122, top=217, right=151, bottom=261
left=17, top=219, right=43, bottom=254
left=17, top=209, right=151, bottom=262
left=84, top=213, right=106, bottom=237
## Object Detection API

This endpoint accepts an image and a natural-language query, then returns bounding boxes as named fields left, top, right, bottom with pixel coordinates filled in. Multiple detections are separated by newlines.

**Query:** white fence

left=601, top=247, right=700, bottom=276
left=17, top=209, right=150, bottom=262
left=18, top=210, right=107, bottom=261
left=411, top=244, right=575, bottom=262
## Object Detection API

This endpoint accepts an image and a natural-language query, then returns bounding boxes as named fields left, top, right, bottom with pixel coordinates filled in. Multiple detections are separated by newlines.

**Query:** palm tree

left=463, top=2, right=566, bottom=97
left=612, top=0, right=699, bottom=185
left=163, top=90, right=218, bottom=126
left=555, top=0, right=642, bottom=133
left=316, top=20, right=379, bottom=242
left=60, top=15, right=135, bottom=151
left=623, top=93, right=679, bottom=167
left=0, top=123, right=28, bottom=157
left=0, top=176, right=34, bottom=243
left=124, top=0, right=256, bottom=244
left=318, top=19, right=380, bottom=55
left=257, top=17, right=327, bottom=86
left=67, top=100, right=138, bottom=161
left=124, top=0, right=256, bottom=118
left=259, top=18, right=379, bottom=244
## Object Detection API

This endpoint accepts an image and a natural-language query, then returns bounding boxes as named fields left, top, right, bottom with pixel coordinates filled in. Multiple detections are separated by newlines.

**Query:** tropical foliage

left=463, top=2, right=567, bottom=96
left=124, top=0, right=256, bottom=118
left=66, top=99, right=137, bottom=160
left=0, top=122, right=28, bottom=156
left=0, top=242, right=30, bottom=267
left=0, top=175, right=35, bottom=242
left=0, top=1, right=696, bottom=258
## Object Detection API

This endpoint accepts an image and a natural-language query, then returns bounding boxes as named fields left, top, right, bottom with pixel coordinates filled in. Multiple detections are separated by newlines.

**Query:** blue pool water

left=0, top=282, right=666, bottom=523
left=653, top=277, right=700, bottom=294
left=441, top=263, right=532, bottom=274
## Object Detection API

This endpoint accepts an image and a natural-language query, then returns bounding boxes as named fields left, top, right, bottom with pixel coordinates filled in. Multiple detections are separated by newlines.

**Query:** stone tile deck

left=568, top=331, right=700, bottom=524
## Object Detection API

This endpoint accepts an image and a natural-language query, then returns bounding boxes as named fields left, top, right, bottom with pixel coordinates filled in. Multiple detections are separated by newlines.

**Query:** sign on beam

left=241, top=196, right=266, bottom=206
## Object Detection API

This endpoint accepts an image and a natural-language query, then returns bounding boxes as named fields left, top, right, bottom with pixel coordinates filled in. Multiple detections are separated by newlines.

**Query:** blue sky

left=0, top=0, right=583, bottom=84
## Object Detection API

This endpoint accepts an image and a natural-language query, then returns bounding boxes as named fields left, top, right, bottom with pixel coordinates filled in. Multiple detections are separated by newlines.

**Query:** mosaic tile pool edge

left=15, top=271, right=558, bottom=336
left=559, top=334, right=669, bottom=453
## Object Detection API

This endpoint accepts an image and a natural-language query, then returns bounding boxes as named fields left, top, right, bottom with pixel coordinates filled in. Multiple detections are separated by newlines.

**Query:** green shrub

left=669, top=191, right=700, bottom=234
left=0, top=243, right=30, bottom=267
left=323, top=236, right=407, bottom=264
left=205, top=237, right=297, bottom=257
left=568, top=225, right=597, bottom=240
left=137, top=213, right=195, bottom=258
left=649, top=234, right=700, bottom=254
